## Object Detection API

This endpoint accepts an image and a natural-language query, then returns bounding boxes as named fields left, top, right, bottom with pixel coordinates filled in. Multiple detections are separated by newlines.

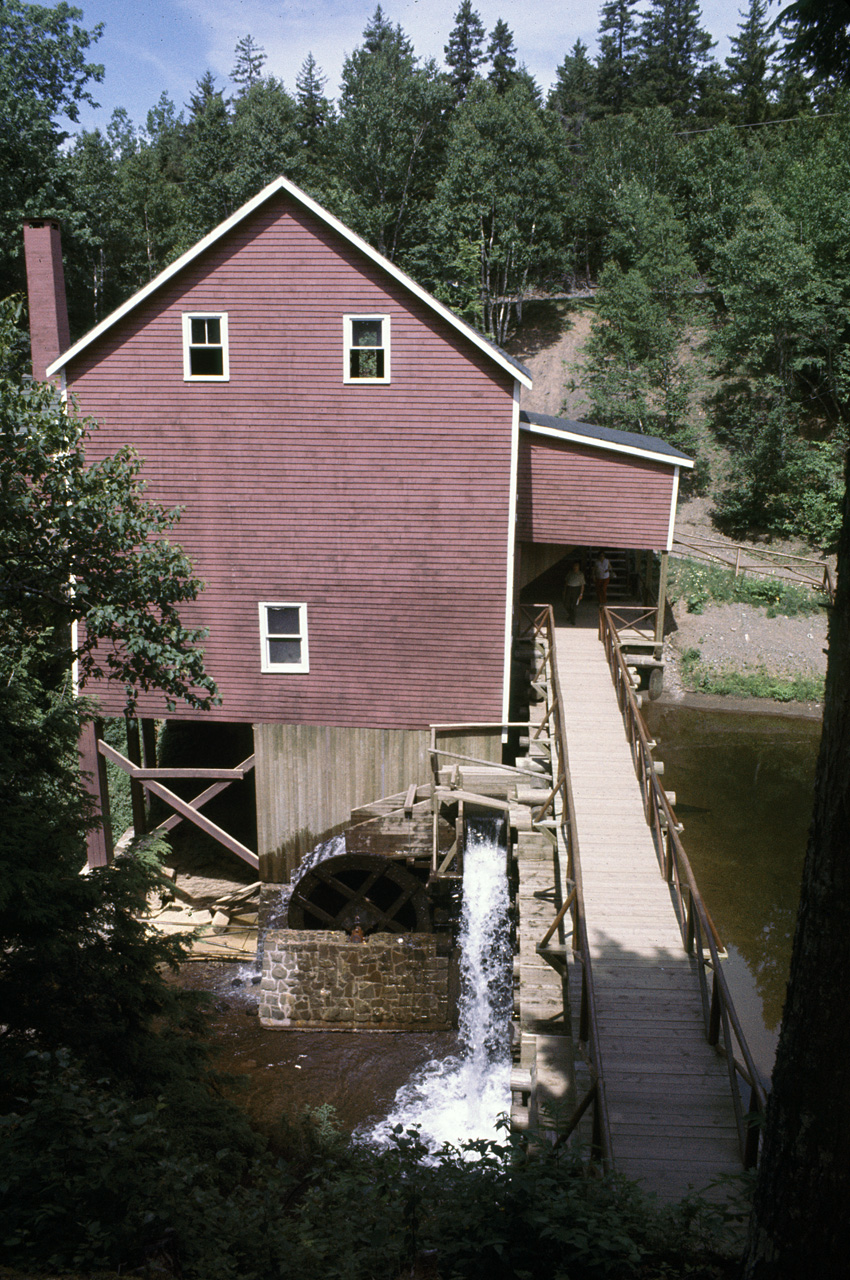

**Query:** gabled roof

left=47, top=175, right=532, bottom=388
left=519, top=410, right=694, bottom=470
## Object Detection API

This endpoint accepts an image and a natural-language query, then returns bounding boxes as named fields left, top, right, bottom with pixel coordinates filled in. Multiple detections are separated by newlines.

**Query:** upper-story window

left=259, top=602, right=309, bottom=673
left=344, top=314, right=390, bottom=384
left=183, top=312, right=229, bottom=381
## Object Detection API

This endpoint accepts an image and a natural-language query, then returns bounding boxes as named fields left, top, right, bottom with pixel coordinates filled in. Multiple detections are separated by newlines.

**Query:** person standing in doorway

left=593, top=552, right=611, bottom=606
left=563, top=561, right=585, bottom=625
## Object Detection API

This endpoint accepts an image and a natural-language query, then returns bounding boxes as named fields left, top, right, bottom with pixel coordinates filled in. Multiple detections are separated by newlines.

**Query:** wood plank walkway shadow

left=553, top=608, right=741, bottom=1201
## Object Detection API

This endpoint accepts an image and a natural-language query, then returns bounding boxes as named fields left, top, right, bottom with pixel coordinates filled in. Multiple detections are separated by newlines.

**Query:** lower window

left=259, top=602, right=309, bottom=672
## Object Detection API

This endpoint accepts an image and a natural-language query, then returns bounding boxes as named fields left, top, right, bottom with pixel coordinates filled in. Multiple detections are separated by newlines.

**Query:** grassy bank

left=678, top=648, right=825, bottom=703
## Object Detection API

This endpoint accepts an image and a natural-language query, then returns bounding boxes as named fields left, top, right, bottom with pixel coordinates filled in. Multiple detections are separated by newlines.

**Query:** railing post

left=744, top=1086, right=761, bottom=1168
left=708, top=971, right=721, bottom=1046
left=655, top=551, right=668, bottom=647
left=579, top=965, right=589, bottom=1042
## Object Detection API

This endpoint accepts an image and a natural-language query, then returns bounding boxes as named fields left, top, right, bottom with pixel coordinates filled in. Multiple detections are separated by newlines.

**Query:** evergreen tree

left=596, top=0, right=640, bottom=114
left=187, top=69, right=226, bottom=119
left=444, top=0, right=486, bottom=101
left=777, top=0, right=850, bottom=85
left=549, top=40, right=599, bottom=136
left=726, top=0, right=778, bottom=124
left=295, top=52, right=332, bottom=151
left=361, top=4, right=412, bottom=57
left=230, top=33, right=266, bottom=95
left=487, top=18, right=518, bottom=94
left=635, top=0, right=716, bottom=116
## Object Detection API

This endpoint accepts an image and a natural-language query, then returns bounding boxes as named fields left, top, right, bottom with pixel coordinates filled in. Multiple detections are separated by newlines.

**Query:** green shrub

left=668, top=557, right=825, bottom=617
left=678, top=648, right=824, bottom=702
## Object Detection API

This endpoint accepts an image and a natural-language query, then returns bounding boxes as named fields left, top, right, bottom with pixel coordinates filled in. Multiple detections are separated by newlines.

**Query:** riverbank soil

left=662, top=499, right=829, bottom=714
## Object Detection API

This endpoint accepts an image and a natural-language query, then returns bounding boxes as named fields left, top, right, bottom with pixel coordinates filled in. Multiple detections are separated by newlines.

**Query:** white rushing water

left=365, top=821, right=513, bottom=1154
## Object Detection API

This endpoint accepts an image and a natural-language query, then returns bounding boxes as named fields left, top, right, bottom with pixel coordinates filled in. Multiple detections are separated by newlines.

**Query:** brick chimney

left=23, top=219, right=71, bottom=382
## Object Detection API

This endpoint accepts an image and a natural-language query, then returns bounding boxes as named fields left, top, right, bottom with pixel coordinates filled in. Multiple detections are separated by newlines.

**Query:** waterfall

left=365, top=819, right=513, bottom=1153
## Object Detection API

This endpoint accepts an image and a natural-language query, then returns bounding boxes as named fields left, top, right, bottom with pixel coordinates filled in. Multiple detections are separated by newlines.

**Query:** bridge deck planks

left=552, top=619, right=741, bottom=1198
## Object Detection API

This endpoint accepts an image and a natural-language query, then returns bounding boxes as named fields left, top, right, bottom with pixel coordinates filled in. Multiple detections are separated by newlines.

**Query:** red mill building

left=24, top=179, right=691, bottom=883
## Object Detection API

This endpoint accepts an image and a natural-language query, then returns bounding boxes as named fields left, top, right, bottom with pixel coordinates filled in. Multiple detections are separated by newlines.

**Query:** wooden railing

left=518, top=604, right=613, bottom=1169
left=600, top=605, right=768, bottom=1167
left=673, top=535, right=835, bottom=603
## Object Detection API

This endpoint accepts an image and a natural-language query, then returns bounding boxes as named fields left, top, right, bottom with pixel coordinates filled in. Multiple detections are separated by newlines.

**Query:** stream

left=176, top=699, right=820, bottom=1127
left=643, top=699, right=821, bottom=1083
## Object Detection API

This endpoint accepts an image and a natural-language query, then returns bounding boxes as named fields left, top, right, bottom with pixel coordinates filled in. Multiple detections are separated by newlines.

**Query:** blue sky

left=65, top=0, right=771, bottom=136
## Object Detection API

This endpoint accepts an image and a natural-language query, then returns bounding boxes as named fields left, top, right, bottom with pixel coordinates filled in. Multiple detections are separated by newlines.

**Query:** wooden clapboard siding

left=67, top=194, right=516, bottom=727
left=255, top=722, right=502, bottom=879
left=516, top=433, right=674, bottom=550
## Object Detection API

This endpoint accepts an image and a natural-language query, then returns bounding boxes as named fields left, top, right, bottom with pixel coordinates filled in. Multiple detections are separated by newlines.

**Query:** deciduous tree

left=0, top=300, right=218, bottom=712
left=428, top=82, right=569, bottom=342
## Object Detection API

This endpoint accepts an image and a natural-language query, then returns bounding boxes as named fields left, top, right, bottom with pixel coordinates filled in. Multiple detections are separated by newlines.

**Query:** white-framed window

left=182, top=312, right=230, bottom=381
left=343, top=314, right=390, bottom=384
left=259, top=602, right=309, bottom=673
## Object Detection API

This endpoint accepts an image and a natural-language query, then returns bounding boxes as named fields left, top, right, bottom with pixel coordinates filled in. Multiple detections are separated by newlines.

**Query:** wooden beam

left=98, top=741, right=259, bottom=869
left=132, top=764, right=253, bottom=780
left=125, top=715, right=148, bottom=836
left=433, top=786, right=512, bottom=812
left=80, top=719, right=113, bottom=867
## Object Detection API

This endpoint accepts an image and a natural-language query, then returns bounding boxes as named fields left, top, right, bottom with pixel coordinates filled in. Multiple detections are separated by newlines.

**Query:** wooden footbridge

left=510, top=602, right=768, bottom=1200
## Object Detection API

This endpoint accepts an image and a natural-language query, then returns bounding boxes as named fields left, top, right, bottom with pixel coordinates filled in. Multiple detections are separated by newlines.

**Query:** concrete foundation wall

left=254, top=723, right=502, bottom=881
left=259, top=930, right=452, bottom=1030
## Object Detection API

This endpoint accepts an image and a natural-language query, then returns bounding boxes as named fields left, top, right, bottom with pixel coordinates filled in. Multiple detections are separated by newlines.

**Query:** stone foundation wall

left=259, top=929, right=452, bottom=1030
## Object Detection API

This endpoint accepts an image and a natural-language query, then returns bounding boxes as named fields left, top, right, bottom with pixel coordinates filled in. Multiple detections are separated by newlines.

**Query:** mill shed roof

left=519, top=410, right=694, bottom=469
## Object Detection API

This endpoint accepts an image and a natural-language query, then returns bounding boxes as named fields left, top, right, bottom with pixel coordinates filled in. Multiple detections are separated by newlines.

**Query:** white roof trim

left=520, top=419, right=694, bottom=470
left=47, top=175, right=532, bottom=389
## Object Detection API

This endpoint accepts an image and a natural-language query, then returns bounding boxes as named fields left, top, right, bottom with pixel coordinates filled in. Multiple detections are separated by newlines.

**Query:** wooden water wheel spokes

left=286, top=853, right=431, bottom=934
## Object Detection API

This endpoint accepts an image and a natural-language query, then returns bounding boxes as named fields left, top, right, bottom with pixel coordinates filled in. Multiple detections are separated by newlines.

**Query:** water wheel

left=286, top=853, right=432, bottom=934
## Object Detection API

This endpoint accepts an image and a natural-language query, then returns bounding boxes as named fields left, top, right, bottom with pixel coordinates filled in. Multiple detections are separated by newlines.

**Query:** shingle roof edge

left=519, top=410, right=694, bottom=469
left=46, top=175, right=532, bottom=388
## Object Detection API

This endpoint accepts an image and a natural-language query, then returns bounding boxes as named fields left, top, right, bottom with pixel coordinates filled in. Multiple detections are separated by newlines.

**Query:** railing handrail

left=600, top=605, right=768, bottom=1166
left=672, top=536, right=835, bottom=603
left=518, top=603, right=613, bottom=1170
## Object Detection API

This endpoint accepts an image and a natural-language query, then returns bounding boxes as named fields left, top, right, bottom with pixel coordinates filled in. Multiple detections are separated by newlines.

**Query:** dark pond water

left=173, top=961, right=458, bottom=1134
left=643, top=700, right=821, bottom=1084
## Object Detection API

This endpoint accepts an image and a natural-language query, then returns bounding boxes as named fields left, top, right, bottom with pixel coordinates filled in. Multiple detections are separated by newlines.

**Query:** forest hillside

left=4, top=0, right=850, bottom=552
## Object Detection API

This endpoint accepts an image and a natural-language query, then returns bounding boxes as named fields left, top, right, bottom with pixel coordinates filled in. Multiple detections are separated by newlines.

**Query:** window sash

left=259, top=602, right=309, bottom=672
left=344, top=314, right=390, bottom=384
left=183, top=312, right=229, bottom=381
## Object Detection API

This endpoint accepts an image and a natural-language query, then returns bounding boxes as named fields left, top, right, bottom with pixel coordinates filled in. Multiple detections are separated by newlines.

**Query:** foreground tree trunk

left=742, top=456, right=850, bottom=1277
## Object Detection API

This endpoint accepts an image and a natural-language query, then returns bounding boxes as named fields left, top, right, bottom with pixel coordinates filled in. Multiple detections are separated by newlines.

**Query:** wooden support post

left=125, top=714, right=147, bottom=836
left=79, top=718, right=113, bottom=867
left=141, top=718, right=158, bottom=769
left=655, top=550, right=669, bottom=648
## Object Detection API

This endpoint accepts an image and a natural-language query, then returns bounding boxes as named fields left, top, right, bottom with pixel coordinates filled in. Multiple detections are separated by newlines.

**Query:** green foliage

left=1, top=1095, right=743, bottom=1279
left=678, top=647, right=825, bottom=701
left=0, top=299, right=218, bottom=712
left=324, top=15, right=452, bottom=263
left=634, top=0, right=717, bottom=116
left=668, top=556, right=826, bottom=616
left=428, top=80, right=570, bottom=341
left=444, top=0, right=487, bottom=102
left=0, top=1049, right=282, bottom=1278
